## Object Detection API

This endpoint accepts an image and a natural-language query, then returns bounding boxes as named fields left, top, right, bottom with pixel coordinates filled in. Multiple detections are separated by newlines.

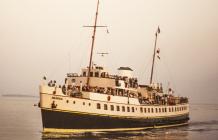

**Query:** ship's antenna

left=150, top=26, right=160, bottom=85
left=84, top=0, right=107, bottom=86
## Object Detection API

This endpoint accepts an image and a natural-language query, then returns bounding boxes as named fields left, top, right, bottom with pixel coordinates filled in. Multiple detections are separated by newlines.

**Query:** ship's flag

left=157, top=48, right=160, bottom=59
left=157, top=26, right=160, bottom=34
left=157, top=48, right=160, bottom=54
left=155, top=26, right=160, bottom=36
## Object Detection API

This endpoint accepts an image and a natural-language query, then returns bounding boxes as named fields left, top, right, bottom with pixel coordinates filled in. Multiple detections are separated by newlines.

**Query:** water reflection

left=41, top=126, right=189, bottom=140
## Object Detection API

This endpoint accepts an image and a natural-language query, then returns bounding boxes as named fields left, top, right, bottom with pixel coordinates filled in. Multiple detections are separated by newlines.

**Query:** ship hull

left=41, top=108, right=189, bottom=132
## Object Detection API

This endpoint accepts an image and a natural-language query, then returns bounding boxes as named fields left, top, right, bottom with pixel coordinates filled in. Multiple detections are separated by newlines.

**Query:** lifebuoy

left=107, top=96, right=111, bottom=101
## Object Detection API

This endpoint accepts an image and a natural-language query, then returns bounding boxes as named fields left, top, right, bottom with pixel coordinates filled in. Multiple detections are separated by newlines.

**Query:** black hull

left=41, top=108, right=189, bottom=130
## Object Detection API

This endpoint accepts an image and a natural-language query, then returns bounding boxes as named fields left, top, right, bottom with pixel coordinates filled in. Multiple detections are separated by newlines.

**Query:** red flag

left=157, top=48, right=160, bottom=54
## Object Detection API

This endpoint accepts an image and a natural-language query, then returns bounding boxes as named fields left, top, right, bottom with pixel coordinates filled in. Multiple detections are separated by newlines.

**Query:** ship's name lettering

left=52, top=96, right=63, bottom=100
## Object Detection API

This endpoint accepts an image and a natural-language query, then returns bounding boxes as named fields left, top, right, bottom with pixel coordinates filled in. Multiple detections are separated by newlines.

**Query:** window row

left=97, top=103, right=136, bottom=112
left=96, top=103, right=187, bottom=113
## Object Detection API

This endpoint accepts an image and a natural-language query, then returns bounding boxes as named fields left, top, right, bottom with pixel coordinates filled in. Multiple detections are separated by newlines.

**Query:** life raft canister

left=107, top=96, right=111, bottom=101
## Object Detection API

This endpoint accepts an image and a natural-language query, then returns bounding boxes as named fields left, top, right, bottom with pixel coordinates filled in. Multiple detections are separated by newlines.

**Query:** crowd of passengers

left=45, top=77, right=188, bottom=105
left=63, top=85, right=138, bottom=98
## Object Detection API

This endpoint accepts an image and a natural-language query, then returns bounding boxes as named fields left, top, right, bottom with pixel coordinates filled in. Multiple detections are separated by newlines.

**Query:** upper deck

left=41, top=65, right=188, bottom=106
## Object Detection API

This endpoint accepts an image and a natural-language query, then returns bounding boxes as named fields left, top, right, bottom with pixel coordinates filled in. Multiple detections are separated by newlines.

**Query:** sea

left=0, top=96, right=218, bottom=140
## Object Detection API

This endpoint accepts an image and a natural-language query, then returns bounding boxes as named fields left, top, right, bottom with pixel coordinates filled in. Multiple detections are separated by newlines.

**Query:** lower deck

left=40, top=93, right=189, bottom=119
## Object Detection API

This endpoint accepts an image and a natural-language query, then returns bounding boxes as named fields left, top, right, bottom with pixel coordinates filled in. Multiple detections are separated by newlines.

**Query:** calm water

left=0, top=96, right=218, bottom=140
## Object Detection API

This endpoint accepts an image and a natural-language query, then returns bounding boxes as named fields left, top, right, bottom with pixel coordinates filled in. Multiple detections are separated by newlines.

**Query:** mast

left=150, top=27, right=160, bottom=85
left=87, top=0, right=100, bottom=87
left=84, top=0, right=107, bottom=87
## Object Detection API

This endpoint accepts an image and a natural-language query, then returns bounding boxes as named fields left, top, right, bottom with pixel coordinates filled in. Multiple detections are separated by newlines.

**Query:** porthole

left=127, top=107, right=130, bottom=112
left=140, top=107, right=143, bottom=113
left=104, top=104, right=108, bottom=110
left=122, top=106, right=125, bottom=112
left=117, top=106, right=120, bottom=111
left=132, top=107, right=135, bottom=112
left=97, top=103, right=101, bottom=109
left=111, top=105, right=114, bottom=111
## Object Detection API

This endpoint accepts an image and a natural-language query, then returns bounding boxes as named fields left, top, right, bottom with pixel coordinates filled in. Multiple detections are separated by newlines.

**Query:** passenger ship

left=39, top=0, right=189, bottom=133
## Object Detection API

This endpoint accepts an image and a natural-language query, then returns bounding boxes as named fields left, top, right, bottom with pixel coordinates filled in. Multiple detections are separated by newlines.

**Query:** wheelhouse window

left=104, top=104, right=108, bottom=110
left=110, top=105, right=114, bottom=111
left=83, top=72, right=86, bottom=76
left=72, top=79, right=75, bottom=82
left=169, top=108, right=171, bottom=112
left=155, top=108, right=158, bottom=113
left=95, top=72, right=99, bottom=77
left=151, top=108, right=154, bottom=113
left=159, top=108, right=161, bottom=113
left=148, top=108, right=150, bottom=113
left=162, top=108, right=165, bottom=112
left=116, top=106, right=120, bottom=111
left=144, top=108, right=147, bottom=113
left=122, top=106, right=125, bottom=112
left=97, top=103, right=101, bottom=109
left=90, top=72, right=93, bottom=77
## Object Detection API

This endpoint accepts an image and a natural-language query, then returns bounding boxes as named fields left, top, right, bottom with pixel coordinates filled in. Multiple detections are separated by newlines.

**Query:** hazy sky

left=0, top=0, right=217, bottom=104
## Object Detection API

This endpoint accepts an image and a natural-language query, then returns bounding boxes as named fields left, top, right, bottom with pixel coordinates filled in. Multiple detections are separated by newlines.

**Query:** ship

left=38, top=0, right=189, bottom=133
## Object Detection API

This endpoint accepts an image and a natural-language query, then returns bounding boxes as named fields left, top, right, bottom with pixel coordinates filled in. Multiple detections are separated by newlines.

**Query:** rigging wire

left=159, top=50, right=179, bottom=95
left=140, top=55, right=153, bottom=84
left=46, top=28, right=85, bottom=82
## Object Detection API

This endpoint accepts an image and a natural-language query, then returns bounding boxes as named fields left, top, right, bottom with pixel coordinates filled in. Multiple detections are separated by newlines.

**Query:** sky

left=0, top=0, right=217, bottom=104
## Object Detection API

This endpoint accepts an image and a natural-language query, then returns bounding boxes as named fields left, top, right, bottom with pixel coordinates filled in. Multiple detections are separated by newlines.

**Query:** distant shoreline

left=1, top=94, right=39, bottom=98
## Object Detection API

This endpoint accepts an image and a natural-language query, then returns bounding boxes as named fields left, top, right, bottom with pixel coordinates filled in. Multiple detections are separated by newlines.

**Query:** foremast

left=86, top=0, right=107, bottom=87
